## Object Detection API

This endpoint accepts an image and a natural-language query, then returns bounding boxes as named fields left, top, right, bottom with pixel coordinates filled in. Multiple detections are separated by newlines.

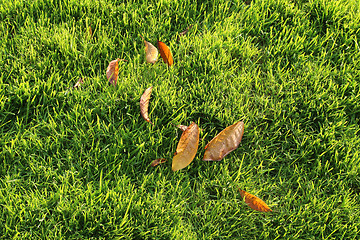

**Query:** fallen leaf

left=244, top=0, right=252, bottom=5
left=177, top=25, right=193, bottom=41
left=140, top=86, right=154, bottom=125
left=239, top=188, right=272, bottom=212
left=88, top=26, right=92, bottom=39
left=140, top=35, right=158, bottom=64
left=172, top=122, right=200, bottom=171
left=106, top=58, right=127, bottom=86
left=203, top=121, right=244, bottom=161
left=151, top=158, right=167, bottom=167
left=157, top=40, right=174, bottom=66
left=73, top=77, right=84, bottom=89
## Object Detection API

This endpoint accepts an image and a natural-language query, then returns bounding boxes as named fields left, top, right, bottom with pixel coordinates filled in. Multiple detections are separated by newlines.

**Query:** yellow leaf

left=203, top=121, right=244, bottom=161
left=172, top=122, right=199, bottom=171
left=140, top=35, right=158, bottom=64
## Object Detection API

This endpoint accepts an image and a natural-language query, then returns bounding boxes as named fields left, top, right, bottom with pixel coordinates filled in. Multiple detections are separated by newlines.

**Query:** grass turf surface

left=1, top=0, right=360, bottom=239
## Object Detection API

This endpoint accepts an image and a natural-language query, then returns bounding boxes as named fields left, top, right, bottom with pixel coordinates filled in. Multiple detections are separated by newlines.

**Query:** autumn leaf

left=177, top=25, right=193, bottom=41
left=140, top=86, right=154, bottom=125
left=172, top=122, right=200, bottom=171
left=239, top=188, right=272, bottom=212
left=140, top=35, right=158, bottom=64
left=88, top=26, right=92, bottom=39
left=106, top=58, right=126, bottom=86
left=203, top=121, right=244, bottom=161
left=73, top=77, right=84, bottom=89
left=157, top=41, right=174, bottom=66
left=151, top=158, right=167, bottom=167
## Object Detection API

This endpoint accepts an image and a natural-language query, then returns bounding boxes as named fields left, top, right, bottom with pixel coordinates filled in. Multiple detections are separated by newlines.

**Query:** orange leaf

left=140, top=35, right=158, bottom=64
left=140, top=86, right=154, bottom=125
left=172, top=122, right=199, bottom=171
left=151, top=158, right=167, bottom=167
left=157, top=41, right=173, bottom=66
left=239, top=188, right=272, bottom=212
left=106, top=59, right=126, bottom=86
left=203, top=121, right=244, bottom=161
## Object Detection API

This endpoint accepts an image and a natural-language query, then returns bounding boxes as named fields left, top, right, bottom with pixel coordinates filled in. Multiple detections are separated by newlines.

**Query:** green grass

left=1, top=0, right=360, bottom=239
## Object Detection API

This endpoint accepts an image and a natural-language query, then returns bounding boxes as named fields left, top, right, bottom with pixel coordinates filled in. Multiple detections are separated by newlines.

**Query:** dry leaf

left=157, top=41, right=174, bottom=66
left=151, top=158, right=167, bottom=167
left=88, top=26, right=92, bottom=39
left=203, top=121, right=244, bottom=161
left=172, top=122, right=200, bottom=171
left=140, top=35, right=158, bottom=64
left=140, top=86, right=154, bottom=125
left=177, top=25, right=193, bottom=41
left=239, top=188, right=272, bottom=212
left=106, top=58, right=124, bottom=86
left=73, top=77, right=84, bottom=89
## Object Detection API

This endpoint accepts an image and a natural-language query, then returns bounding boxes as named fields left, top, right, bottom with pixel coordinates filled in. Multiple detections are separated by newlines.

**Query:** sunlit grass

left=1, top=0, right=359, bottom=239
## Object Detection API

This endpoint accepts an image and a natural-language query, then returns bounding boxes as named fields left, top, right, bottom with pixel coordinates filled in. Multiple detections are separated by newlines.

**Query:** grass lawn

left=1, top=0, right=360, bottom=239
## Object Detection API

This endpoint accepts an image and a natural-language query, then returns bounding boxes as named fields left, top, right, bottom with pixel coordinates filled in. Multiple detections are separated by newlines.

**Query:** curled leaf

left=140, top=86, right=154, bottom=125
left=106, top=58, right=126, bottom=86
left=73, top=77, right=84, bottom=89
left=140, top=35, right=158, bottom=64
left=239, top=188, right=272, bottom=212
left=172, top=122, right=200, bottom=171
left=203, top=121, right=244, bottom=161
left=157, top=40, right=173, bottom=66
left=151, top=158, right=167, bottom=167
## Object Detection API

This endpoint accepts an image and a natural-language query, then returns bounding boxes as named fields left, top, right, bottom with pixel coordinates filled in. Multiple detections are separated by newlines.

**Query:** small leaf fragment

left=73, top=77, right=84, bottom=89
left=203, top=121, right=244, bottom=161
left=176, top=125, right=188, bottom=132
left=88, top=26, right=93, bottom=39
left=157, top=40, right=174, bottom=66
left=172, top=122, right=200, bottom=171
left=239, top=188, right=272, bottom=212
left=177, top=25, right=193, bottom=41
left=140, top=35, right=158, bottom=64
left=151, top=158, right=167, bottom=167
left=140, top=86, right=154, bottom=125
left=106, top=58, right=126, bottom=86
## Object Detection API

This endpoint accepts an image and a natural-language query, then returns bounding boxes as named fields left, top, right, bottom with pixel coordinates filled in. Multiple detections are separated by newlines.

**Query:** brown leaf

left=106, top=58, right=127, bottom=86
left=151, top=158, right=167, bottom=167
left=140, top=35, right=158, bottom=64
left=172, top=122, right=200, bottom=171
left=239, top=188, right=272, bottom=212
left=73, top=77, right=84, bottom=89
left=177, top=25, right=193, bottom=41
left=203, top=121, right=244, bottom=161
left=88, top=26, right=93, bottom=39
left=243, top=0, right=252, bottom=5
left=140, top=86, right=154, bottom=125
left=157, top=41, right=174, bottom=67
